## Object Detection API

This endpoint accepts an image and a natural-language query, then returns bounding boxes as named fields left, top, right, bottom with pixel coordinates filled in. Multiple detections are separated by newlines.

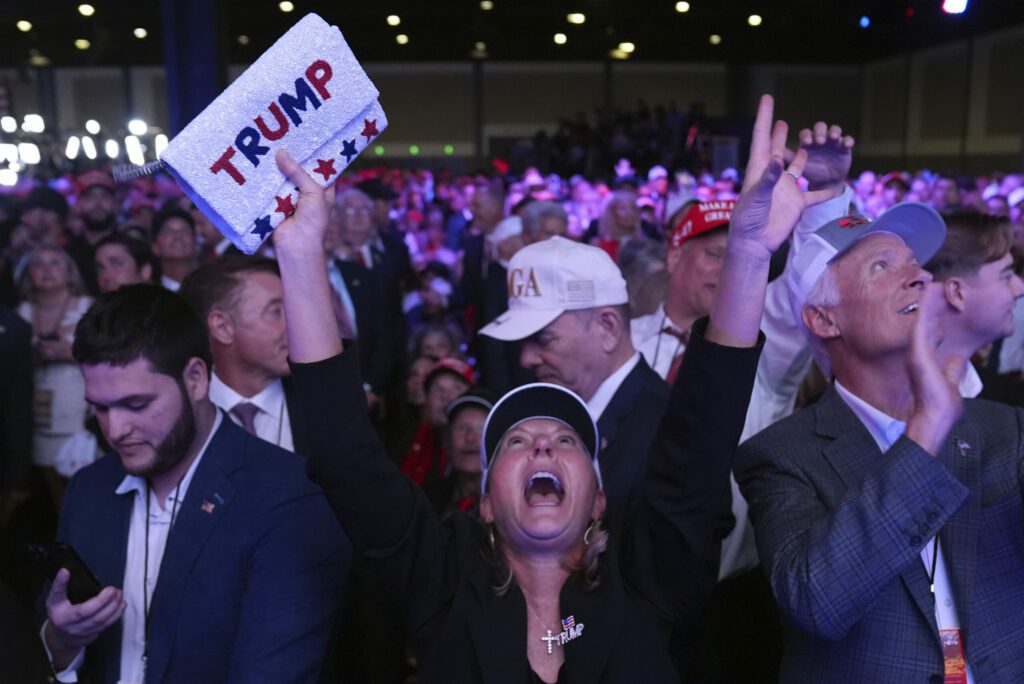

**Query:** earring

left=583, top=519, right=598, bottom=546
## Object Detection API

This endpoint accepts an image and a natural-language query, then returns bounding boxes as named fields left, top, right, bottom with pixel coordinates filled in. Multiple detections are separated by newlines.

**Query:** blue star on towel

left=252, top=214, right=273, bottom=239
left=340, top=138, right=358, bottom=163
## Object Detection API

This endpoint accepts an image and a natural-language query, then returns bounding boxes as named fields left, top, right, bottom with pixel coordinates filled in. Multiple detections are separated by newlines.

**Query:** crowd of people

left=1, top=93, right=1024, bottom=683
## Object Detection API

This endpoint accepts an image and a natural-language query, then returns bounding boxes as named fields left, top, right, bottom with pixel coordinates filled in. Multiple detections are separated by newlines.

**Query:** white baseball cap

left=479, top=236, right=629, bottom=341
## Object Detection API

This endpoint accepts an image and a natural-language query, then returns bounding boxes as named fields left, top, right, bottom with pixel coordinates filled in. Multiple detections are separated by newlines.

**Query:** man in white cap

left=479, top=235, right=668, bottom=517
left=736, top=201, right=1024, bottom=683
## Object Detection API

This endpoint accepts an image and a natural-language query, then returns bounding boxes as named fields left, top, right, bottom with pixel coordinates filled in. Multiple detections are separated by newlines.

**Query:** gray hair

left=335, top=187, right=371, bottom=208
left=802, top=263, right=841, bottom=378
left=521, top=201, right=568, bottom=240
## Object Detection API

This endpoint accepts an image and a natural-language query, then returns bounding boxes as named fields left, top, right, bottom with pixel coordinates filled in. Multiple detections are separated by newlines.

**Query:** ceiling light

left=81, top=136, right=97, bottom=160
left=675, top=2, right=690, bottom=12
left=237, top=35, right=250, bottom=45
left=16, top=20, right=32, bottom=32
left=859, top=16, right=870, bottom=29
left=74, top=38, right=91, bottom=50
left=127, top=118, right=147, bottom=136
left=567, top=13, right=585, bottom=24
left=554, top=33, right=567, bottom=45
left=105, top=139, right=120, bottom=159
left=279, top=1, right=295, bottom=12
left=387, top=15, right=400, bottom=26
left=709, top=34, right=722, bottom=45
left=618, top=41, right=635, bottom=53
left=0, top=117, right=16, bottom=133
left=0, top=169, right=17, bottom=187
left=610, top=49, right=629, bottom=60
left=22, top=114, right=44, bottom=133
left=480, top=1, right=494, bottom=9
left=748, top=14, right=763, bottom=27
left=28, top=54, right=51, bottom=66
left=78, top=4, right=95, bottom=17
left=133, top=27, right=148, bottom=39
left=85, top=119, right=101, bottom=134
left=0, top=144, right=16, bottom=163
left=125, top=135, right=145, bottom=165
left=396, top=34, right=409, bottom=45
left=154, top=134, right=169, bottom=158
left=942, top=0, right=968, bottom=13
left=18, top=142, right=41, bottom=165
left=474, top=41, right=486, bottom=51
left=66, top=136, right=81, bottom=160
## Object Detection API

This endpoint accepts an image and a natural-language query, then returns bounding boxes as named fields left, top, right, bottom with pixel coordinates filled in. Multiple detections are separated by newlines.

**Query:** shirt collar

left=209, top=371, right=284, bottom=419
left=833, top=381, right=906, bottom=452
left=586, top=352, right=641, bottom=422
left=115, top=410, right=224, bottom=503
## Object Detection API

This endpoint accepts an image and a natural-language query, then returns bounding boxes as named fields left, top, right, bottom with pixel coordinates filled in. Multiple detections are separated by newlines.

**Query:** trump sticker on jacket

left=161, top=13, right=387, bottom=254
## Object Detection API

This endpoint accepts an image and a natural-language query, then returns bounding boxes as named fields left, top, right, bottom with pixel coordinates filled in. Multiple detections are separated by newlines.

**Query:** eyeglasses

left=343, top=206, right=372, bottom=216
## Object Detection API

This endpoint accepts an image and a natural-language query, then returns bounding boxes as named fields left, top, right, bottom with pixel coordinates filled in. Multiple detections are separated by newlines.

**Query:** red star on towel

left=274, top=194, right=296, bottom=217
left=361, top=118, right=379, bottom=142
left=314, top=158, right=336, bottom=181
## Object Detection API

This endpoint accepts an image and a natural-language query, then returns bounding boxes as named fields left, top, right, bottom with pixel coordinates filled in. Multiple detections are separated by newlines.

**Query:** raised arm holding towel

left=276, top=94, right=831, bottom=683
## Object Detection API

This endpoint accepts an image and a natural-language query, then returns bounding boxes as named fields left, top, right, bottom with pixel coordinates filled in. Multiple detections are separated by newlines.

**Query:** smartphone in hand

left=28, top=542, right=104, bottom=604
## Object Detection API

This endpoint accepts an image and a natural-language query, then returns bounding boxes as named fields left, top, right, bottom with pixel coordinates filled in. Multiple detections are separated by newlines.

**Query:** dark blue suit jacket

left=596, top=357, right=672, bottom=524
left=56, top=414, right=350, bottom=684
left=737, top=388, right=1024, bottom=683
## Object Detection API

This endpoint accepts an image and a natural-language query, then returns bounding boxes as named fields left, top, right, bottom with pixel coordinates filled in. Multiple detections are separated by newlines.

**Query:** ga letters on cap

left=161, top=13, right=387, bottom=254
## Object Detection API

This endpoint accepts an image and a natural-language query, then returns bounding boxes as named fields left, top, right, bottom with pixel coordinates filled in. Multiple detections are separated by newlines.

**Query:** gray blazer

left=736, top=387, right=1024, bottom=684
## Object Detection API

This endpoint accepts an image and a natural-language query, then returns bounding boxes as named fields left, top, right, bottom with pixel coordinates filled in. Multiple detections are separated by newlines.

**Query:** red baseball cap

left=669, top=199, right=736, bottom=249
left=424, top=357, right=474, bottom=392
left=75, top=170, right=116, bottom=195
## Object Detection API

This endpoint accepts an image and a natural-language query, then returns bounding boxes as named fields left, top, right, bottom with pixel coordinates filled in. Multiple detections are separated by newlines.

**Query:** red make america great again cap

left=669, top=199, right=736, bottom=249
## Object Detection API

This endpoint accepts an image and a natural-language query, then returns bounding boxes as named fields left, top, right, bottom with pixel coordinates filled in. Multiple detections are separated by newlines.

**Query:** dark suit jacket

left=596, top=357, right=671, bottom=523
left=736, top=387, right=1024, bottom=684
left=294, top=319, right=761, bottom=683
left=281, top=375, right=311, bottom=457
left=336, top=259, right=402, bottom=394
left=0, top=304, right=32, bottom=494
left=57, top=415, right=350, bottom=684
left=0, top=578, right=51, bottom=684
left=478, top=264, right=535, bottom=395
left=455, top=233, right=486, bottom=333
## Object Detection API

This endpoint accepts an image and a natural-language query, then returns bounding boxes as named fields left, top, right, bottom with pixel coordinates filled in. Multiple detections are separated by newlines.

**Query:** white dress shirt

left=834, top=381, right=976, bottom=684
left=586, top=352, right=641, bottom=422
left=208, top=371, right=294, bottom=452
left=49, top=412, right=222, bottom=684
left=326, top=257, right=359, bottom=337
left=630, top=303, right=686, bottom=380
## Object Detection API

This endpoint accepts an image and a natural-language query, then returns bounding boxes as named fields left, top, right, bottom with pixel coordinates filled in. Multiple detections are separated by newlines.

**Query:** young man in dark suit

left=41, top=284, right=349, bottom=684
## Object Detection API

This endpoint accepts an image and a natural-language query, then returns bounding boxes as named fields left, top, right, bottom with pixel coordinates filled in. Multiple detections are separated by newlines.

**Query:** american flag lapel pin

left=201, top=500, right=216, bottom=514
left=956, top=438, right=971, bottom=457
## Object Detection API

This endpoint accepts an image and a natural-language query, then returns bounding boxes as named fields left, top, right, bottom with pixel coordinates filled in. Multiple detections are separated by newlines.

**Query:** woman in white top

left=17, top=246, right=93, bottom=508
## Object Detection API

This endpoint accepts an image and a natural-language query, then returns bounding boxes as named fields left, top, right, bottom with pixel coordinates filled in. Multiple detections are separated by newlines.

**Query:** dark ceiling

left=2, top=0, right=1023, bottom=67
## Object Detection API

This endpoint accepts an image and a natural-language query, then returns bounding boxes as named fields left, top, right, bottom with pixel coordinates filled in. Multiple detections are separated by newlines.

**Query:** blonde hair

left=19, top=246, right=85, bottom=302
